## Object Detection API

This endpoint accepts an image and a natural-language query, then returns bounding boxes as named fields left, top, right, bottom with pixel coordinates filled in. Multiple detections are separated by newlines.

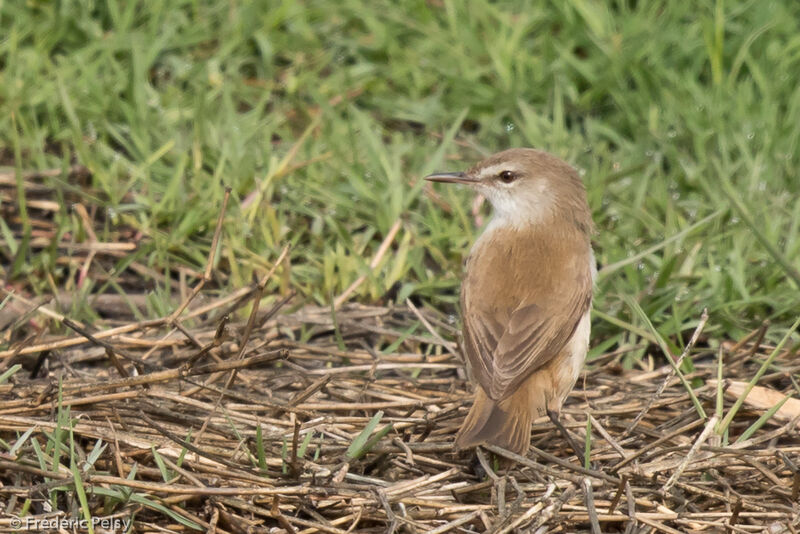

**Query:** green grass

left=2, top=0, right=799, bottom=352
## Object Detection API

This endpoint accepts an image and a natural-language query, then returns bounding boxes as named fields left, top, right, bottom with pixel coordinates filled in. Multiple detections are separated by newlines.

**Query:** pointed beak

left=424, top=172, right=479, bottom=185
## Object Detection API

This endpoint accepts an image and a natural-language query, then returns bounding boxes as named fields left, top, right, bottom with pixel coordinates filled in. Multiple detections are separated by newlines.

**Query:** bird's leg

left=547, top=409, right=584, bottom=462
left=476, top=446, right=505, bottom=477
left=467, top=449, right=487, bottom=479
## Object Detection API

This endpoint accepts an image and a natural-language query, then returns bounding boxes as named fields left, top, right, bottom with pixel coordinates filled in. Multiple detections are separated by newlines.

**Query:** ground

left=1, top=1, right=800, bottom=532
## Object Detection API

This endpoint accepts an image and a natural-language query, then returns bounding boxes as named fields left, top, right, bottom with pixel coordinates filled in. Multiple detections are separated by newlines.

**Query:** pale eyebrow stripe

left=479, top=163, right=519, bottom=178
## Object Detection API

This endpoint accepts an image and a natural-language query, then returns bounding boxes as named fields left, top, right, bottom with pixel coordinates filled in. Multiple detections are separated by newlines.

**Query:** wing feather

left=461, top=247, right=593, bottom=401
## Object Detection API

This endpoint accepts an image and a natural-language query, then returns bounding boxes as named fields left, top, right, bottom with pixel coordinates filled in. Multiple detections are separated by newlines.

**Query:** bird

left=425, top=148, right=595, bottom=456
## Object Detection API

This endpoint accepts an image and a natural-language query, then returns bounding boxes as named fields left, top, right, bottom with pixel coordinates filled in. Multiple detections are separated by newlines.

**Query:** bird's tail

left=454, top=377, right=547, bottom=456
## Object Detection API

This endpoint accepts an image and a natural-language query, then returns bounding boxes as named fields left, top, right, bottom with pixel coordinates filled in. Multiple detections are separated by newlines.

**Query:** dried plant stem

left=622, top=308, right=709, bottom=438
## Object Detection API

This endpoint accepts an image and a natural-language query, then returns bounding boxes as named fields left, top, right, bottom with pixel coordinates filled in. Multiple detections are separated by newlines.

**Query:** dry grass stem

left=3, top=282, right=797, bottom=531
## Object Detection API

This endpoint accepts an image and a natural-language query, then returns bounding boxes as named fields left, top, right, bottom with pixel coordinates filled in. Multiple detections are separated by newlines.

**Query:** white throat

left=477, top=180, right=554, bottom=230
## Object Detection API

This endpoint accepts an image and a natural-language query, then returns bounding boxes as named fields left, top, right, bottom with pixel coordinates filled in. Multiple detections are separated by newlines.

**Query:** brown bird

left=426, top=148, right=595, bottom=456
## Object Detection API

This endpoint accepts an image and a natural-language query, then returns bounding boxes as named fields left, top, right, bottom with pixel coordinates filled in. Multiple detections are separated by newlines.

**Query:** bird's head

left=425, top=148, right=590, bottom=231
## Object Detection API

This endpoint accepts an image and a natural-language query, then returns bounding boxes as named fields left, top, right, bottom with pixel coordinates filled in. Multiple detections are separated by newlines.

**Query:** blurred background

left=2, top=0, right=799, bottom=362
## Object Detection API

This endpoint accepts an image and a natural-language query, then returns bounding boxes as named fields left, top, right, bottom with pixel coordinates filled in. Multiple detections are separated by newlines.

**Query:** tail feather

left=455, top=383, right=544, bottom=456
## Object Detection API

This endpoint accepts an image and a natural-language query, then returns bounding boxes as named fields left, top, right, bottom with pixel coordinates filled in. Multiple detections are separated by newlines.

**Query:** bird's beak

left=424, top=172, right=479, bottom=185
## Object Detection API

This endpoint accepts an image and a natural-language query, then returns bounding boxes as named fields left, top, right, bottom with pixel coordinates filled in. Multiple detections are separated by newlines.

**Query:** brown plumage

left=426, top=148, right=595, bottom=455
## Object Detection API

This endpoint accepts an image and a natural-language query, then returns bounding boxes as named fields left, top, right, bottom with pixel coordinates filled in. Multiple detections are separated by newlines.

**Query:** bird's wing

left=462, top=262, right=593, bottom=402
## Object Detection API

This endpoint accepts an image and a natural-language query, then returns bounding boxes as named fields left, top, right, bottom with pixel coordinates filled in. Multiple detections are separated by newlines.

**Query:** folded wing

left=462, top=259, right=593, bottom=401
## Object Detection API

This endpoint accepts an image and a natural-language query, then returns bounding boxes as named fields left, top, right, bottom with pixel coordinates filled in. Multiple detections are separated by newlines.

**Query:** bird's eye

left=499, top=170, right=516, bottom=183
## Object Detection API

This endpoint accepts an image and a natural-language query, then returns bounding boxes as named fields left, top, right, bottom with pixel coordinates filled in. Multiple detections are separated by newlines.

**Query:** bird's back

left=460, top=221, right=593, bottom=397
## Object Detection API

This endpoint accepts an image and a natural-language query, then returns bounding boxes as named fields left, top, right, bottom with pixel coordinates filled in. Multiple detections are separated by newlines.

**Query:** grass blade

left=625, top=296, right=706, bottom=419
left=0, top=364, right=22, bottom=385
left=717, top=315, right=800, bottom=436
left=256, top=425, right=268, bottom=472
left=584, top=416, right=592, bottom=470
left=717, top=170, right=800, bottom=289
left=70, top=433, right=95, bottom=534
left=734, top=395, right=792, bottom=444
left=9, top=427, right=34, bottom=458
left=715, top=346, right=727, bottom=444
left=347, top=410, right=386, bottom=459
left=151, top=446, right=172, bottom=482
